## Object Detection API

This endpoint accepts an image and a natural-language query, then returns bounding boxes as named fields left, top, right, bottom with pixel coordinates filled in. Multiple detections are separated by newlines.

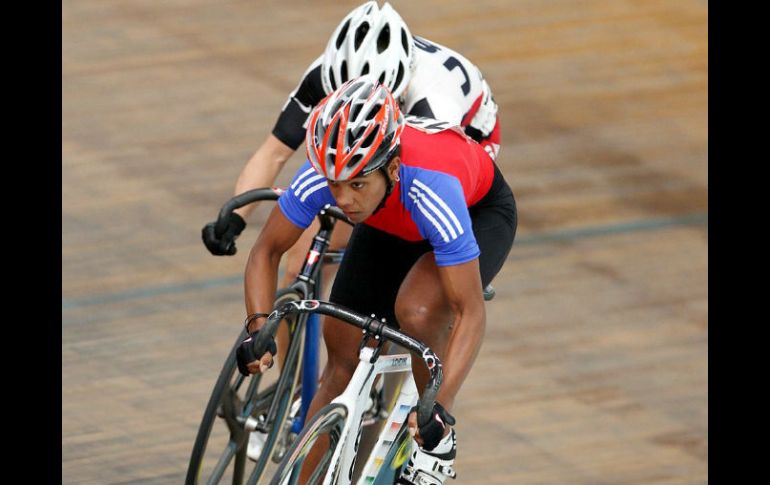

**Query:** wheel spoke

left=205, top=441, right=237, bottom=485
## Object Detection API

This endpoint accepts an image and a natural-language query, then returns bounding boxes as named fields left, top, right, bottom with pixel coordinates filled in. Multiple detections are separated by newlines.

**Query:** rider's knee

left=395, top=301, right=433, bottom=337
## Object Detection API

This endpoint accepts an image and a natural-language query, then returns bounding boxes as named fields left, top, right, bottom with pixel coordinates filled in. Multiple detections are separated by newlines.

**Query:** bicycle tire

left=186, top=288, right=306, bottom=485
left=367, top=420, right=412, bottom=484
left=269, top=403, right=349, bottom=485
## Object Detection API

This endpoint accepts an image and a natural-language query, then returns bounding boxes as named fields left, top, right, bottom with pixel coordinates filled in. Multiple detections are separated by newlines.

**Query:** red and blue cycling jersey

left=278, top=121, right=495, bottom=267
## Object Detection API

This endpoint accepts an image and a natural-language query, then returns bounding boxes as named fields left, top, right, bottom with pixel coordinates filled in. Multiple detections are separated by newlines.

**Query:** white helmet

left=321, top=2, right=414, bottom=99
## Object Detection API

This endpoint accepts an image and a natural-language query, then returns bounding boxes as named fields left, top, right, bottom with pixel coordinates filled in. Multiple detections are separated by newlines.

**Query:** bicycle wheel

left=269, top=403, right=349, bottom=485
left=186, top=288, right=306, bottom=485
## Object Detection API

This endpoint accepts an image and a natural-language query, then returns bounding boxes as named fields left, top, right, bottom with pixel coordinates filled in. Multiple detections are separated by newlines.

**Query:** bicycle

left=186, top=187, right=355, bottom=485
left=247, top=299, right=446, bottom=485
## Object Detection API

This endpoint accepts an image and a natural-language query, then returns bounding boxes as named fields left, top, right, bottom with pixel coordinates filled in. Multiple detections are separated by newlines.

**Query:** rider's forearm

left=234, top=134, right=295, bottom=220
left=243, top=207, right=305, bottom=332
left=243, top=240, right=282, bottom=333
left=435, top=302, right=486, bottom=412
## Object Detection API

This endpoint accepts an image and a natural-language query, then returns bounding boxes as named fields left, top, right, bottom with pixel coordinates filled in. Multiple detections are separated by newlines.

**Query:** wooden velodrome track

left=62, top=0, right=707, bottom=483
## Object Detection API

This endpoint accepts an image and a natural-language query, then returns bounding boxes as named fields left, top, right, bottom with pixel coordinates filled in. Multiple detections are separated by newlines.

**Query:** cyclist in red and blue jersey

left=236, top=77, right=516, bottom=485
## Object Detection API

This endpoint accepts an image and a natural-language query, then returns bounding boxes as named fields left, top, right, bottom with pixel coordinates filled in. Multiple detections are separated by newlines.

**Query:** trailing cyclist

left=236, top=76, right=517, bottom=484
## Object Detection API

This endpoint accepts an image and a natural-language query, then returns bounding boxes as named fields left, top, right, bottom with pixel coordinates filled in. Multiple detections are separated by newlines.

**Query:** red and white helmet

left=306, top=76, right=405, bottom=181
left=321, top=1, right=414, bottom=99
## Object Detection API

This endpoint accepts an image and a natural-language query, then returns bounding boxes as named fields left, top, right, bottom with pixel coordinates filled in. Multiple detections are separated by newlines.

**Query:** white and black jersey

left=271, top=35, right=499, bottom=154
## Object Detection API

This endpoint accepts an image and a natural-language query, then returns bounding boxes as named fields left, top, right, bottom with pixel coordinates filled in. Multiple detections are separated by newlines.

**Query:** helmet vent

left=394, top=62, right=405, bottom=92
left=378, top=72, right=386, bottom=85
left=336, top=19, right=351, bottom=49
left=360, top=127, right=379, bottom=149
left=401, top=28, right=410, bottom=54
left=366, top=103, right=382, bottom=121
left=340, top=61, right=348, bottom=83
left=329, top=96, right=347, bottom=115
left=354, top=22, right=370, bottom=50
left=326, top=153, right=337, bottom=170
left=328, top=67, right=337, bottom=90
left=350, top=102, right=363, bottom=121
left=361, top=62, right=370, bottom=75
left=327, top=118, right=341, bottom=148
left=377, top=25, right=390, bottom=53
left=347, top=126, right=364, bottom=146
left=347, top=153, right=364, bottom=170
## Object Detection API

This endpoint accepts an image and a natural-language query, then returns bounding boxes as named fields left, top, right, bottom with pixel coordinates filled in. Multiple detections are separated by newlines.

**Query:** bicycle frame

left=330, top=347, right=418, bottom=485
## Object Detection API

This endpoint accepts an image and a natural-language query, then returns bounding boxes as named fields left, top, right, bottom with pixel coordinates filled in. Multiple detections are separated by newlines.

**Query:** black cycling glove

left=202, top=212, right=246, bottom=256
left=235, top=329, right=278, bottom=376
left=414, top=401, right=456, bottom=451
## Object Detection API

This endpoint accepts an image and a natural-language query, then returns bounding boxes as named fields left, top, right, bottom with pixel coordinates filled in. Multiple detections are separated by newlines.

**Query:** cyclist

left=236, top=77, right=516, bottom=484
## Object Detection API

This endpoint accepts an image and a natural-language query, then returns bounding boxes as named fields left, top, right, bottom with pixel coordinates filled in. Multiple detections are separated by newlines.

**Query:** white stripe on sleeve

left=291, top=167, right=318, bottom=190
left=409, top=187, right=458, bottom=240
left=408, top=193, right=450, bottom=243
left=295, top=174, right=324, bottom=198
left=412, top=179, right=464, bottom=235
left=300, top=180, right=328, bottom=202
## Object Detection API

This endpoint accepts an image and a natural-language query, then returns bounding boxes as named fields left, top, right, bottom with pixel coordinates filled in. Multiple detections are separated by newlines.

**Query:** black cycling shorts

left=328, top=163, right=517, bottom=327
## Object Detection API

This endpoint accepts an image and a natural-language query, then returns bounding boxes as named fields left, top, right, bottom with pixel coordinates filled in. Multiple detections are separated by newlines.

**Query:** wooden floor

left=62, top=0, right=707, bottom=483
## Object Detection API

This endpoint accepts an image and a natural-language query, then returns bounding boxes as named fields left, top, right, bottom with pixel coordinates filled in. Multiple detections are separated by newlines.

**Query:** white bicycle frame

left=321, top=346, right=419, bottom=485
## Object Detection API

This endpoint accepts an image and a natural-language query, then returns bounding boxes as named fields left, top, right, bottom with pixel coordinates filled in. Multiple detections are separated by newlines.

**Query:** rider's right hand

left=201, top=212, right=246, bottom=256
left=408, top=401, right=456, bottom=451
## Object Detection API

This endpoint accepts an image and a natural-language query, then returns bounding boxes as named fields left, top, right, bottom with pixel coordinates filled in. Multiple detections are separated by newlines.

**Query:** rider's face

left=327, top=158, right=400, bottom=224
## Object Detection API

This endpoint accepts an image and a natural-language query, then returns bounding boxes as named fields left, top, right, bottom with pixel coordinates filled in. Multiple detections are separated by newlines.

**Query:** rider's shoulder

left=403, top=115, right=470, bottom=139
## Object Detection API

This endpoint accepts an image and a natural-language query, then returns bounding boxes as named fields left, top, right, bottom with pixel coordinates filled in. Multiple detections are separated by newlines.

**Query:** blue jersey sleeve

left=402, top=167, right=480, bottom=266
left=278, top=161, right=335, bottom=229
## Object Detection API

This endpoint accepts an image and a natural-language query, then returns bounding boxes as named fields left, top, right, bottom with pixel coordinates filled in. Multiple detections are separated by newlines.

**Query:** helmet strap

left=371, top=166, right=395, bottom=216
left=371, top=149, right=402, bottom=216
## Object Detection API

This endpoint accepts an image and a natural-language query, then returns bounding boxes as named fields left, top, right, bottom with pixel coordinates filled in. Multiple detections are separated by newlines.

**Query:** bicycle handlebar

left=214, top=188, right=281, bottom=237
left=214, top=187, right=352, bottom=237
left=253, top=300, right=443, bottom=428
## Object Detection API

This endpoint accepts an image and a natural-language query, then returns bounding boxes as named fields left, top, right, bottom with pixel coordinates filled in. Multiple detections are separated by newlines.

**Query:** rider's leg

left=394, top=254, right=455, bottom=406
